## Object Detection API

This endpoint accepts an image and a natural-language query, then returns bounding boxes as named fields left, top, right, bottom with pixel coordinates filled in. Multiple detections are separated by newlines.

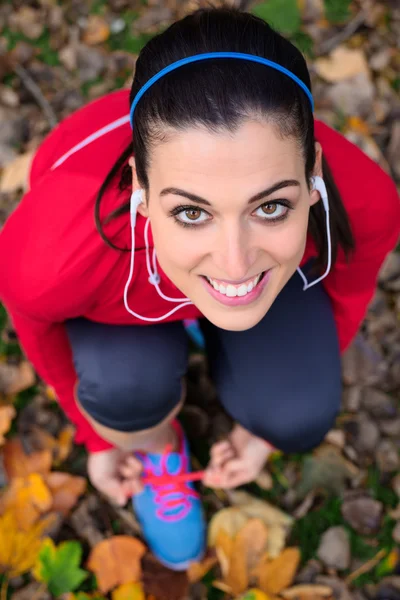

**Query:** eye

left=173, top=206, right=211, bottom=226
left=254, top=202, right=289, bottom=221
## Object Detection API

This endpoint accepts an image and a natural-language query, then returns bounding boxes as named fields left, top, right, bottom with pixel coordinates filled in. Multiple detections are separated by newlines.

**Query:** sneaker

left=132, top=420, right=206, bottom=570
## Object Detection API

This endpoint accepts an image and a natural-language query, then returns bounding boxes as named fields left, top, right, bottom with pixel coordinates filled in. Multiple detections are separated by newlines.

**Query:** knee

left=77, top=367, right=182, bottom=432
left=251, top=393, right=341, bottom=454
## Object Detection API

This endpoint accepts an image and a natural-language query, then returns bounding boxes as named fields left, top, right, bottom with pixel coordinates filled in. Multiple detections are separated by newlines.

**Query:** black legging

left=65, top=268, right=341, bottom=454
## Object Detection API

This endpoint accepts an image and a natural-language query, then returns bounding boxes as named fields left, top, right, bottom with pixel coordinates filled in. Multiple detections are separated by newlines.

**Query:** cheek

left=258, top=216, right=308, bottom=263
left=150, top=216, right=203, bottom=274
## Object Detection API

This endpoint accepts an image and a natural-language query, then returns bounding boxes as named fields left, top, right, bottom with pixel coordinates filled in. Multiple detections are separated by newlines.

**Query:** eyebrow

left=159, top=179, right=301, bottom=206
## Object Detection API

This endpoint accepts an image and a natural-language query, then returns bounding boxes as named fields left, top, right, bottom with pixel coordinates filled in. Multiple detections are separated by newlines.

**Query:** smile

left=205, top=272, right=264, bottom=297
left=201, top=270, right=271, bottom=307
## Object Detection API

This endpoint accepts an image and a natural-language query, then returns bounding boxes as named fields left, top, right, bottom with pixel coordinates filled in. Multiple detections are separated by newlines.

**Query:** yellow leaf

left=239, top=589, right=274, bottom=600
left=258, top=547, right=301, bottom=595
left=87, top=536, right=146, bottom=594
left=0, top=511, right=49, bottom=577
left=112, top=582, right=145, bottom=600
left=32, top=538, right=56, bottom=581
left=0, top=473, right=53, bottom=529
left=226, top=519, right=268, bottom=596
left=187, top=556, right=218, bottom=583
left=0, top=405, right=16, bottom=445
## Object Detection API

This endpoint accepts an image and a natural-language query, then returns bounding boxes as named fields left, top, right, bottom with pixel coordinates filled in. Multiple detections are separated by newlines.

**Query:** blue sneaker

left=133, top=421, right=206, bottom=570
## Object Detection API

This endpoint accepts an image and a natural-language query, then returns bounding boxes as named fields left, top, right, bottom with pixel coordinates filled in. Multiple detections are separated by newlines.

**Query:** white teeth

left=206, top=273, right=264, bottom=297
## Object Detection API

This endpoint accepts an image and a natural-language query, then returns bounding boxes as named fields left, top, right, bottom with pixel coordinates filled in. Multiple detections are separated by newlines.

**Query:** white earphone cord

left=124, top=177, right=332, bottom=321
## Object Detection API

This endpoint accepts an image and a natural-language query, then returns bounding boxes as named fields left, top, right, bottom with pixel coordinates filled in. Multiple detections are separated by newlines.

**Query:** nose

left=212, top=221, right=256, bottom=280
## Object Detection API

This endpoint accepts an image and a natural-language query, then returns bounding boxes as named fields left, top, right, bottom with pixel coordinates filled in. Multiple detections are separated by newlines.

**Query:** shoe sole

left=156, top=549, right=205, bottom=571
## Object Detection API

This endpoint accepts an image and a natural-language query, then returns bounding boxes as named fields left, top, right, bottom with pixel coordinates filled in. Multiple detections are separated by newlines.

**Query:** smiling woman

left=0, top=6, right=399, bottom=572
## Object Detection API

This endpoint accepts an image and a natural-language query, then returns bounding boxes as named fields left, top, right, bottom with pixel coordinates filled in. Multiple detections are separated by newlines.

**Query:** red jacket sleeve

left=316, top=122, right=400, bottom=352
left=0, top=171, right=114, bottom=452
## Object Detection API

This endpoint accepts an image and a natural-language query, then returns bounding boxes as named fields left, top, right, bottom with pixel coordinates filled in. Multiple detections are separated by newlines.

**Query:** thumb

left=102, top=479, right=127, bottom=507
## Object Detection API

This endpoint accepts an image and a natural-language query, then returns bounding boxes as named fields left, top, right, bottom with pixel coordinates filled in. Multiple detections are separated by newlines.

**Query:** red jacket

left=1, top=89, right=399, bottom=452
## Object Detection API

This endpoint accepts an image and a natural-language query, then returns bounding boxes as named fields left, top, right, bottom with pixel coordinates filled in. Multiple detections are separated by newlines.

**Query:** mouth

left=204, top=272, right=266, bottom=298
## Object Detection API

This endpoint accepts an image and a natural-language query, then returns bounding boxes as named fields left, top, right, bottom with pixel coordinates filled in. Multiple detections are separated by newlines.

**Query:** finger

left=121, top=478, right=143, bottom=497
left=119, top=462, right=141, bottom=479
left=103, top=480, right=129, bottom=506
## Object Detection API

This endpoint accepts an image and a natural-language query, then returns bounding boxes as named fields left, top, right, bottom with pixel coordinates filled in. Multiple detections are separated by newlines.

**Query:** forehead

left=148, top=119, right=304, bottom=188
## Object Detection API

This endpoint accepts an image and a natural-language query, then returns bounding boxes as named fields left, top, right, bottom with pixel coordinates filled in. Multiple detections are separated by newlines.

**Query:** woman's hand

left=203, top=424, right=274, bottom=489
left=87, top=448, right=144, bottom=506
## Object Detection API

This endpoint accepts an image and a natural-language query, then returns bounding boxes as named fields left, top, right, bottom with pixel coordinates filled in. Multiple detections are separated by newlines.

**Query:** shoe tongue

left=144, top=451, right=181, bottom=478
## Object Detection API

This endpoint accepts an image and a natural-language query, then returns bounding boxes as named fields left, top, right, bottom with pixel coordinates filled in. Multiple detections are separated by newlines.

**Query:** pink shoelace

left=141, top=444, right=204, bottom=522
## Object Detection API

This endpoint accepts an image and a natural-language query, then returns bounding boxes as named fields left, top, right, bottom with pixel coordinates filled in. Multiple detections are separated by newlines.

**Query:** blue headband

left=129, top=51, right=314, bottom=128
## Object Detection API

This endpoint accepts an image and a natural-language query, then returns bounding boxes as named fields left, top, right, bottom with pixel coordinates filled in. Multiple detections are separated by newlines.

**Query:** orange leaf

left=57, top=425, right=75, bottom=463
left=44, top=472, right=86, bottom=515
left=258, top=547, right=301, bottom=595
left=83, top=15, right=110, bottom=45
left=226, top=519, right=268, bottom=596
left=3, top=437, right=52, bottom=479
left=87, top=536, right=146, bottom=593
left=0, top=405, right=16, bottom=445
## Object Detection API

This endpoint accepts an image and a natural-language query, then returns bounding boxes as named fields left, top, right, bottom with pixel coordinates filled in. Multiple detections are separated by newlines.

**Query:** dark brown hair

left=95, top=6, right=355, bottom=272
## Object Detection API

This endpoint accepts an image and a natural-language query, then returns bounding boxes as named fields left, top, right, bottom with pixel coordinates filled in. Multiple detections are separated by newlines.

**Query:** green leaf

left=36, top=540, right=88, bottom=597
left=252, top=0, right=301, bottom=35
left=323, top=0, right=351, bottom=23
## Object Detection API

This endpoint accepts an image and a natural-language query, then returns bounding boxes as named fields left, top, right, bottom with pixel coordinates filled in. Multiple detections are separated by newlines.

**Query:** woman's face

left=134, top=119, right=322, bottom=331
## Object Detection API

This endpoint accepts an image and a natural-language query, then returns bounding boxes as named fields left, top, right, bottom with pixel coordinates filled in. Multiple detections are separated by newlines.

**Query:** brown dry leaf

left=87, top=536, right=146, bottom=594
left=32, top=424, right=75, bottom=465
left=0, top=360, right=36, bottom=396
left=142, top=553, right=189, bottom=600
left=0, top=150, right=35, bottom=193
left=226, top=519, right=269, bottom=596
left=3, top=437, right=52, bottom=479
left=208, top=507, right=249, bottom=547
left=112, top=582, right=145, bottom=600
left=0, top=473, right=52, bottom=529
left=280, top=584, right=333, bottom=600
left=44, top=472, right=86, bottom=515
left=0, top=405, right=16, bottom=445
left=83, top=15, right=110, bottom=45
left=187, top=556, right=218, bottom=583
left=257, top=547, right=301, bottom=595
left=314, top=46, right=369, bottom=82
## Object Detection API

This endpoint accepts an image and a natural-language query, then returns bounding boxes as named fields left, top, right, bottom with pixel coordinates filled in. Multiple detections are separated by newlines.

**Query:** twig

left=318, top=9, right=367, bottom=56
left=13, top=63, right=58, bottom=129
left=0, top=577, right=8, bottom=600
left=345, top=548, right=386, bottom=585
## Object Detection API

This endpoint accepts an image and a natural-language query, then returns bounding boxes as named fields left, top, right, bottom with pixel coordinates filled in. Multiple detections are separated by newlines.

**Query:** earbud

left=311, top=176, right=329, bottom=213
left=130, top=189, right=144, bottom=227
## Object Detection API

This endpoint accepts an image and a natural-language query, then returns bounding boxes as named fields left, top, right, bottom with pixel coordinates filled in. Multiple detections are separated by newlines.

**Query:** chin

left=199, top=305, right=269, bottom=332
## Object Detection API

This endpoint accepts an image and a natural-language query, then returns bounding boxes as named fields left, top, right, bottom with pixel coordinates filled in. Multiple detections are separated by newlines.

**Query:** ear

left=129, top=156, right=149, bottom=218
left=309, top=142, right=323, bottom=207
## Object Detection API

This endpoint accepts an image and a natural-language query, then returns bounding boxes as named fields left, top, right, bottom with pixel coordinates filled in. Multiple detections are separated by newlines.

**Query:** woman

left=1, top=7, right=399, bottom=570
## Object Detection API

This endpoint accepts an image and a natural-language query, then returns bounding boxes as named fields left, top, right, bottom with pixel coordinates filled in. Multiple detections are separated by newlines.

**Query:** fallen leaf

left=87, top=536, right=146, bottom=594
left=0, top=150, right=35, bottom=193
left=226, top=519, right=269, bottom=596
left=33, top=538, right=88, bottom=596
left=314, top=46, right=369, bottom=82
left=112, top=583, right=145, bottom=600
left=0, top=510, right=50, bottom=577
left=257, top=547, right=301, bottom=595
left=3, top=437, right=52, bottom=479
left=0, top=405, right=16, bottom=445
left=238, top=590, right=274, bottom=600
left=45, top=472, right=87, bottom=515
left=227, top=491, right=293, bottom=557
left=57, top=425, right=75, bottom=463
left=187, top=556, right=218, bottom=583
left=280, top=584, right=333, bottom=600
left=83, top=15, right=110, bottom=45
left=208, top=507, right=248, bottom=547
left=0, top=361, right=36, bottom=397
left=0, top=473, right=53, bottom=529
left=142, top=553, right=189, bottom=600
